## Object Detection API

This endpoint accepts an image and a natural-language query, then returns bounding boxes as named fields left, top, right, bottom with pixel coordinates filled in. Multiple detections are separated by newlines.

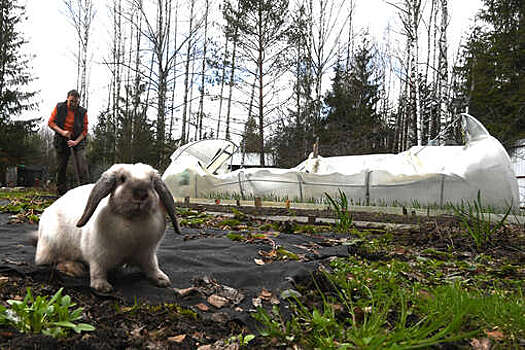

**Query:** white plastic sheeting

left=162, top=114, right=519, bottom=209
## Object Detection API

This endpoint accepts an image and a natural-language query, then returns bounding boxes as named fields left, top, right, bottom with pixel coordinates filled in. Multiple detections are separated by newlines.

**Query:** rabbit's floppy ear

left=77, top=173, right=117, bottom=227
left=153, top=175, right=181, bottom=234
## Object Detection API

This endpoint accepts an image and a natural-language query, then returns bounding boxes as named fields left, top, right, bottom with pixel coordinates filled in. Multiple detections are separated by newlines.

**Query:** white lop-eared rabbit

left=35, top=163, right=181, bottom=292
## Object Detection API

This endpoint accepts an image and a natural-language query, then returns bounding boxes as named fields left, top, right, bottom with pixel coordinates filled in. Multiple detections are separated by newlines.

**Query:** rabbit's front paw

left=91, top=279, right=113, bottom=293
left=152, top=271, right=171, bottom=287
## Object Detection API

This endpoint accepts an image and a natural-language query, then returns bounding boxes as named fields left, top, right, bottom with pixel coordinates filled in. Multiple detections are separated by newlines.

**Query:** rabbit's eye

left=120, top=175, right=127, bottom=183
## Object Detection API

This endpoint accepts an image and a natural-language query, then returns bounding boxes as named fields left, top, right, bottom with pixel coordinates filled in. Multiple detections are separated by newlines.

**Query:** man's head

left=67, top=89, right=80, bottom=110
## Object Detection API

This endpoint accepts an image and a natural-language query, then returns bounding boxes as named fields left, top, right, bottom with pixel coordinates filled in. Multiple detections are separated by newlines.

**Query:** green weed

left=231, top=207, right=247, bottom=220
left=451, top=191, right=511, bottom=250
left=0, top=287, right=95, bottom=338
left=0, top=192, right=54, bottom=224
left=228, top=333, right=256, bottom=348
left=218, top=218, right=242, bottom=228
left=325, top=190, right=353, bottom=232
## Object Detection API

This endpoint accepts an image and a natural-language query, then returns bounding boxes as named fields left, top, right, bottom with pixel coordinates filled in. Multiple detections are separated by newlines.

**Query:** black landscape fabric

left=0, top=213, right=349, bottom=329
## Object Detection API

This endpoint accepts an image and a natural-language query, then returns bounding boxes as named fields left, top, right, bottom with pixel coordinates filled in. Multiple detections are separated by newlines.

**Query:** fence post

left=439, top=174, right=445, bottom=208
left=194, top=174, right=198, bottom=198
left=238, top=171, right=245, bottom=200
left=365, top=170, right=371, bottom=206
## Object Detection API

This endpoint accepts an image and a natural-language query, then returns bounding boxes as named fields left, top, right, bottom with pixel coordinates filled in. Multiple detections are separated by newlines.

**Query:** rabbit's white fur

left=35, top=163, right=180, bottom=292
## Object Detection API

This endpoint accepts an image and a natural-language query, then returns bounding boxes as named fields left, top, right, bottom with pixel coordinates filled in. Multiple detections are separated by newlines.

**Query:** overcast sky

left=21, top=0, right=483, bottom=130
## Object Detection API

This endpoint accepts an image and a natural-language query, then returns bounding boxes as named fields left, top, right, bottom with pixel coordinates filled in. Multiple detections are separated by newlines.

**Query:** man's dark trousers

left=54, top=136, right=89, bottom=195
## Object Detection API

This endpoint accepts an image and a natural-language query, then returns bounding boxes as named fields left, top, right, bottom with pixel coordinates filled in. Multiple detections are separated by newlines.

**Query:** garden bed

left=0, top=191, right=523, bottom=349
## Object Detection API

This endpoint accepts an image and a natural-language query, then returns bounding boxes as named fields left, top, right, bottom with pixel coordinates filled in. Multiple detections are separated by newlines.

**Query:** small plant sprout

left=451, top=191, right=512, bottom=250
left=325, top=189, right=353, bottom=232
left=0, top=287, right=95, bottom=338
left=228, top=332, right=255, bottom=347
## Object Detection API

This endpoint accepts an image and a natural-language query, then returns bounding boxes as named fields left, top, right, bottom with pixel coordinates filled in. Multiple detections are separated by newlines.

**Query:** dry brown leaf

left=191, top=331, right=205, bottom=341
left=208, top=294, right=229, bottom=308
left=259, top=249, right=277, bottom=258
left=149, top=327, right=168, bottom=339
left=130, top=325, right=145, bottom=337
left=485, top=329, right=504, bottom=340
left=330, top=303, right=344, bottom=312
left=119, top=306, right=135, bottom=313
left=252, top=297, right=262, bottom=308
left=197, top=345, right=213, bottom=350
left=210, top=312, right=231, bottom=323
left=2, top=258, right=26, bottom=266
left=219, top=285, right=245, bottom=304
left=167, top=334, right=186, bottom=343
left=260, top=288, right=272, bottom=300
left=470, top=338, right=491, bottom=350
left=417, top=290, right=433, bottom=300
left=195, top=303, right=209, bottom=311
left=270, top=295, right=280, bottom=305
left=394, top=247, right=408, bottom=254
left=254, top=258, right=265, bottom=265
left=0, top=276, right=8, bottom=284
left=80, top=333, right=92, bottom=341
left=174, top=286, right=198, bottom=297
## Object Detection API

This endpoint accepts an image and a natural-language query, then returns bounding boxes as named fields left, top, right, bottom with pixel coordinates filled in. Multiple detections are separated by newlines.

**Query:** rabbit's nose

left=133, top=188, right=148, bottom=201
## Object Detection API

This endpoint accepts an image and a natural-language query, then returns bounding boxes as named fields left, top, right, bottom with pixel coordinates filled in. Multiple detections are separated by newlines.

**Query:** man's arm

left=67, top=111, right=88, bottom=147
left=48, top=106, right=71, bottom=138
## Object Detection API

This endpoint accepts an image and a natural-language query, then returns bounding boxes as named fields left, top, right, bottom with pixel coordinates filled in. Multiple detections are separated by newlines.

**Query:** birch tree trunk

left=225, top=13, right=240, bottom=142
left=438, top=0, right=448, bottom=142
left=216, top=37, right=229, bottom=137
left=63, top=0, right=95, bottom=108
left=257, top=4, right=265, bottom=166
left=197, top=0, right=210, bottom=140
left=188, top=45, right=196, bottom=141
left=428, top=0, right=439, bottom=142
left=411, top=0, right=422, bottom=146
left=181, top=0, right=195, bottom=144
left=169, top=0, right=179, bottom=143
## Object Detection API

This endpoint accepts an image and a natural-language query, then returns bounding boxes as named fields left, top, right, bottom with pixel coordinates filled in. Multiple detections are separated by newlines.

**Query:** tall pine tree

left=0, top=0, right=37, bottom=119
left=0, top=0, right=38, bottom=183
left=455, top=0, right=525, bottom=149
left=322, top=38, right=386, bottom=155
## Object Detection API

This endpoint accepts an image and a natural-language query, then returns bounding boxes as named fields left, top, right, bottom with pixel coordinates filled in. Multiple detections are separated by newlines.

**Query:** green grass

left=450, top=191, right=512, bottom=250
left=253, top=254, right=524, bottom=349
left=325, top=190, right=353, bottom=232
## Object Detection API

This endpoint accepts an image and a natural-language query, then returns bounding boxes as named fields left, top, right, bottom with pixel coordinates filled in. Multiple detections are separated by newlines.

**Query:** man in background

left=48, top=89, right=89, bottom=195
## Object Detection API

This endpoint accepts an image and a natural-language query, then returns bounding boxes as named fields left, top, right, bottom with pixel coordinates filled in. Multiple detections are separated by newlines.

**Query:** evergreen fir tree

left=322, top=37, right=385, bottom=155
left=0, top=0, right=37, bottom=120
left=455, top=0, right=525, bottom=149
left=242, top=115, right=260, bottom=154
left=0, top=0, right=38, bottom=183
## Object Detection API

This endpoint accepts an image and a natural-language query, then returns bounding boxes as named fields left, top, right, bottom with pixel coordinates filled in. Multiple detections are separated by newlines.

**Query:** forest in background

left=0, top=0, right=524, bottom=184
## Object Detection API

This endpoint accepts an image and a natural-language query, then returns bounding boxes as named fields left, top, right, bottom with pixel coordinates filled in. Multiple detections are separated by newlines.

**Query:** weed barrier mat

left=0, top=213, right=350, bottom=331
